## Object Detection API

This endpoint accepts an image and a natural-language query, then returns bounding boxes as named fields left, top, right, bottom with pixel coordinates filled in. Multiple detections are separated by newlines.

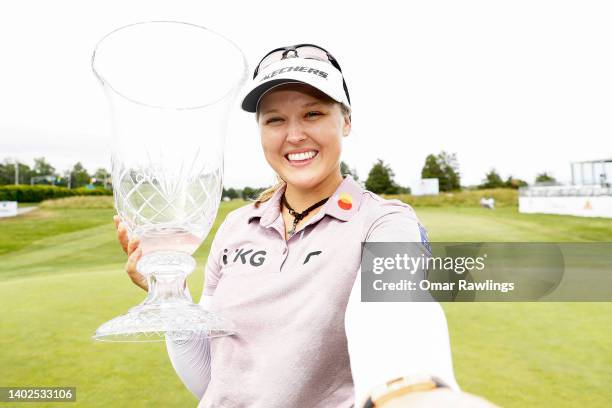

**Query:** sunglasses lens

left=257, top=50, right=286, bottom=73
left=255, top=46, right=334, bottom=77
left=292, top=46, right=329, bottom=61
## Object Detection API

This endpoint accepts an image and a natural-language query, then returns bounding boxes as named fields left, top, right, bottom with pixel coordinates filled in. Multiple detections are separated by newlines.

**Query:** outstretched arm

left=346, top=204, right=459, bottom=406
left=345, top=271, right=460, bottom=405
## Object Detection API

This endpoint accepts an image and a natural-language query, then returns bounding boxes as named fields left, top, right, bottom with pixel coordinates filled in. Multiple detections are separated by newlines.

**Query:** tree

left=479, top=169, right=505, bottom=189
left=92, top=168, right=110, bottom=188
left=33, top=157, right=56, bottom=177
left=242, top=186, right=257, bottom=201
left=70, top=162, right=91, bottom=188
left=505, top=176, right=528, bottom=189
left=397, top=185, right=411, bottom=194
left=535, top=172, right=556, bottom=184
left=55, top=173, right=69, bottom=188
left=440, top=151, right=461, bottom=191
left=365, top=159, right=399, bottom=194
left=0, top=162, right=12, bottom=185
left=340, top=161, right=359, bottom=181
left=421, top=154, right=442, bottom=178
left=223, top=187, right=239, bottom=200
left=421, top=151, right=461, bottom=192
left=0, top=159, right=35, bottom=185
left=16, top=163, right=33, bottom=185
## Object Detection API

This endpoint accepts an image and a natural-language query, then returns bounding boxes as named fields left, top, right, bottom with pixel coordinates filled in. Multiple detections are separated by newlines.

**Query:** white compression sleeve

left=345, top=270, right=460, bottom=405
left=165, top=288, right=213, bottom=400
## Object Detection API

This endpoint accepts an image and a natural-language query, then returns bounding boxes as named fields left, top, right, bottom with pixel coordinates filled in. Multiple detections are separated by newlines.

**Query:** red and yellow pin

left=337, top=192, right=353, bottom=210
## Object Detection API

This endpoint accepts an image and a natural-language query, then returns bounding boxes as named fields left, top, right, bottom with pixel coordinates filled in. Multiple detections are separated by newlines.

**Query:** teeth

left=287, top=151, right=317, bottom=161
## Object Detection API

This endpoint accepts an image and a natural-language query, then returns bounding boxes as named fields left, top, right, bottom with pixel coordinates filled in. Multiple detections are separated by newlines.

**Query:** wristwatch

left=361, top=375, right=448, bottom=408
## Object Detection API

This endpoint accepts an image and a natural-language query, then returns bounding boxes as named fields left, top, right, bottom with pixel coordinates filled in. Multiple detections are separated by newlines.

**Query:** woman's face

left=257, top=83, right=351, bottom=190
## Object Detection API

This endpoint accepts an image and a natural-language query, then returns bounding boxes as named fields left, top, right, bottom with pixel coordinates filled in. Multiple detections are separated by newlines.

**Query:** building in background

left=519, top=158, right=612, bottom=218
left=410, top=178, right=440, bottom=196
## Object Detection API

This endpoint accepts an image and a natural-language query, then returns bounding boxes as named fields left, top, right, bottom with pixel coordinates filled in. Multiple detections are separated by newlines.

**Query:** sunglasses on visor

left=253, top=43, right=351, bottom=106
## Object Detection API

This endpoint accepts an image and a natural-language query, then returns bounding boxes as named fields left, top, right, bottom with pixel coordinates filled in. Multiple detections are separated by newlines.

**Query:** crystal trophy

left=91, top=21, right=247, bottom=341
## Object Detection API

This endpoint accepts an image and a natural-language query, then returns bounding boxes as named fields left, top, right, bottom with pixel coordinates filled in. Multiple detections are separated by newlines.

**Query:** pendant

left=288, top=219, right=299, bottom=237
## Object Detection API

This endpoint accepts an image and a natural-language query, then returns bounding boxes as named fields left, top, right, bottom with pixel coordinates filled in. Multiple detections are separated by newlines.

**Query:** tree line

left=1, top=155, right=558, bottom=197
left=0, top=157, right=110, bottom=189
left=357, top=153, right=557, bottom=194
left=479, top=169, right=556, bottom=189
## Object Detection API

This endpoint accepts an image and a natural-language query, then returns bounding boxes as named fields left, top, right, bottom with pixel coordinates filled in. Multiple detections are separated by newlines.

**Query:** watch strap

left=362, top=375, right=448, bottom=408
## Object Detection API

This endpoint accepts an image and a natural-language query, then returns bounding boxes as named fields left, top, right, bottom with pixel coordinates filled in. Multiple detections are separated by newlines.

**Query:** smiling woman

left=133, top=43, right=501, bottom=407
left=254, top=83, right=351, bottom=215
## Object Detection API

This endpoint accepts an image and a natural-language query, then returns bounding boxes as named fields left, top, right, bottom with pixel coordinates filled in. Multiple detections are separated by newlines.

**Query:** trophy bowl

left=91, top=21, right=247, bottom=342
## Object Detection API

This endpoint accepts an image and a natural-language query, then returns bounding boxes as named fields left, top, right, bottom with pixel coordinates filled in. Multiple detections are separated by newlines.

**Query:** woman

left=115, top=44, right=495, bottom=407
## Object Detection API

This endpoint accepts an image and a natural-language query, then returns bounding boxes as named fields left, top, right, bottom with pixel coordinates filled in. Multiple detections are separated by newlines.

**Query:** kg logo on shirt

left=223, top=247, right=267, bottom=267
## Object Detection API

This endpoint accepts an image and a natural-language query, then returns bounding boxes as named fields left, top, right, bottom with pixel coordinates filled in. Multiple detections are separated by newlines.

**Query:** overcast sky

left=1, top=0, right=610, bottom=188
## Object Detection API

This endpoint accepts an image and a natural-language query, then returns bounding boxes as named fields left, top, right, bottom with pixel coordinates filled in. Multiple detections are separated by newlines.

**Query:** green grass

left=418, top=207, right=612, bottom=242
left=1, top=198, right=611, bottom=407
left=38, top=195, right=114, bottom=209
left=443, top=303, right=612, bottom=407
left=0, top=208, right=114, bottom=256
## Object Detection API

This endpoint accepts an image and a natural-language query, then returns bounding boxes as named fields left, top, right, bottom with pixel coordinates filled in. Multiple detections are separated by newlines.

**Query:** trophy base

left=93, top=251, right=236, bottom=342
left=93, top=302, right=236, bottom=342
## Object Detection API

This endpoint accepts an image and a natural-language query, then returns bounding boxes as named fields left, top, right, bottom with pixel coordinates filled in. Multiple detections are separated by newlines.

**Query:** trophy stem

left=137, top=251, right=195, bottom=306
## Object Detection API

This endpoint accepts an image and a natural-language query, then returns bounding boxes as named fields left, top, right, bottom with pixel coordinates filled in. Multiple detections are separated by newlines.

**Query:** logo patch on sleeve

left=337, top=192, right=353, bottom=210
left=418, top=222, right=432, bottom=254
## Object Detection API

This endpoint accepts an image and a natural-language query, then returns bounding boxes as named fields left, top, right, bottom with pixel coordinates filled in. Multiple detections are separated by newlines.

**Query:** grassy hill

left=386, top=187, right=519, bottom=208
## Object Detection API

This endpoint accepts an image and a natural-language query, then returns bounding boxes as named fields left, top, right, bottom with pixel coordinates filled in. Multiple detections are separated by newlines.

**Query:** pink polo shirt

left=199, top=175, right=426, bottom=408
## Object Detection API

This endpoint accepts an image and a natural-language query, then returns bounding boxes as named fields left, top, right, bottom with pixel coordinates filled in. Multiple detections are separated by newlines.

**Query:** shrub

left=0, top=185, right=112, bottom=203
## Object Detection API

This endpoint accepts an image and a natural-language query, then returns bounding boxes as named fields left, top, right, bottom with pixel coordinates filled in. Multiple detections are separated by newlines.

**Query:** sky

left=0, top=0, right=611, bottom=188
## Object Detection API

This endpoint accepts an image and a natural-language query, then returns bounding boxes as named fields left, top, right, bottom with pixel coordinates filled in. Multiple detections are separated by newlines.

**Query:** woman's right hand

left=113, top=215, right=148, bottom=291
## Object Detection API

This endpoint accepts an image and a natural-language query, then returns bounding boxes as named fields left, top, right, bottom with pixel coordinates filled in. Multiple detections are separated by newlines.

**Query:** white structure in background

left=410, top=178, right=439, bottom=196
left=0, top=201, right=18, bottom=218
left=519, top=158, right=612, bottom=218
left=480, top=197, right=495, bottom=209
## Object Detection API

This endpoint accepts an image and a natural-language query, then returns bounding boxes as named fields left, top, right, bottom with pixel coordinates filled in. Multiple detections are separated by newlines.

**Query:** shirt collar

left=319, top=175, right=363, bottom=221
left=247, top=175, right=364, bottom=227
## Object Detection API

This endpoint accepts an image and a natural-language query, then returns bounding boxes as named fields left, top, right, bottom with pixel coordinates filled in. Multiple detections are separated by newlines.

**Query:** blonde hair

left=254, top=174, right=286, bottom=208
left=253, top=101, right=351, bottom=208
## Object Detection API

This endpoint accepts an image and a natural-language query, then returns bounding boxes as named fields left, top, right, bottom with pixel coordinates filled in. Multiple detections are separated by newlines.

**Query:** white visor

left=240, top=57, right=350, bottom=113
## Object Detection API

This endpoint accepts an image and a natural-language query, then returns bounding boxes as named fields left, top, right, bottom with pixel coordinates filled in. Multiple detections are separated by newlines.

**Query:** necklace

left=281, top=194, right=330, bottom=236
